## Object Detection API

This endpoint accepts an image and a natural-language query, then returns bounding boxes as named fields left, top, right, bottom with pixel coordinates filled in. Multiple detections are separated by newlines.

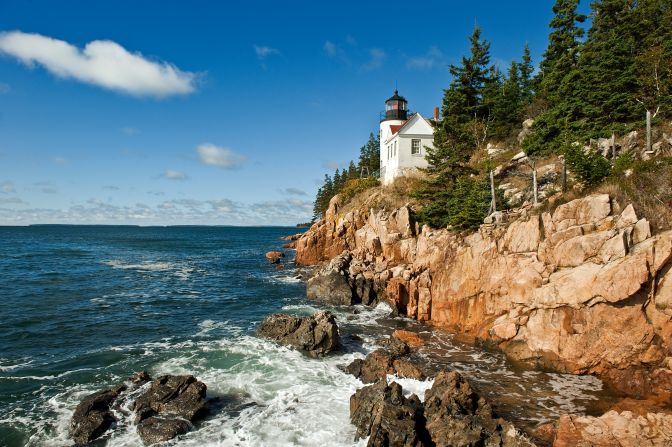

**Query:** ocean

left=0, top=226, right=614, bottom=446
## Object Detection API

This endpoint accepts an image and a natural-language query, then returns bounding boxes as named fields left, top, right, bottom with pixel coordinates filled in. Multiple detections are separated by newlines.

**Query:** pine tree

left=426, top=26, right=494, bottom=183
left=490, top=61, right=523, bottom=139
left=347, top=160, right=358, bottom=180
left=358, top=132, right=380, bottom=177
left=537, top=0, right=586, bottom=102
left=519, top=43, right=534, bottom=105
left=524, top=0, right=587, bottom=154
left=573, top=0, right=639, bottom=134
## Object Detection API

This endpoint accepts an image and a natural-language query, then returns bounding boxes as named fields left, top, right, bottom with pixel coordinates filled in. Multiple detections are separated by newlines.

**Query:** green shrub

left=563, top=143, right=611, bottom=185
left=339, top=177, right=379, bottom=205
left=416, top=177, right=496, bottom=231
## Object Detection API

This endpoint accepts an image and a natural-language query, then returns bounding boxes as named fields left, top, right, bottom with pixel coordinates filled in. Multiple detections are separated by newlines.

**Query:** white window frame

left=411, top=139, right=421, bottom=155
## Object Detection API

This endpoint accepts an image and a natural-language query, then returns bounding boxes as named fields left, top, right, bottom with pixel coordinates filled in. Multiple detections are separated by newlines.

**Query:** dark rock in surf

left=346, top=337, right=425, bottom=383
left=306, top=253, right=355, bottom=305
left=137, top=416, right=192, bottom=445
left=69, top=385, right=126, bottom=445
left=132, top=374, right=209, bottom=444
left=257, top=311, right=340, bottom=357
left=423, top=370, right=535, bottom=446
left=350, top=380, right=427, bottom=446
left=349, top=371, right=536, bottom=447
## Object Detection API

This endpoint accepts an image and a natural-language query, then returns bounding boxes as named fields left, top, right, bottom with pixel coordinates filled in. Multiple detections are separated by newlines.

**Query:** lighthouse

left=379, top=90, right=435, bottom=185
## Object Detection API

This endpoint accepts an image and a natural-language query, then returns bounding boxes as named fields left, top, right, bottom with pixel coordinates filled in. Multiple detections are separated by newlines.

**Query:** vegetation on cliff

left=415, top=0, right=672, bottom=231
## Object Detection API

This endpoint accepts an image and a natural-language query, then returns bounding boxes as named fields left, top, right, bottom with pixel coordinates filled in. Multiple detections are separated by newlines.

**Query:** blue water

left=0, top=226, right=613, bottom=446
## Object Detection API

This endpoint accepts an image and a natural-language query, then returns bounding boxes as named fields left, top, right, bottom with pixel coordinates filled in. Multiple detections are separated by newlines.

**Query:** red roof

left=390, top=124, right=404, bottom=135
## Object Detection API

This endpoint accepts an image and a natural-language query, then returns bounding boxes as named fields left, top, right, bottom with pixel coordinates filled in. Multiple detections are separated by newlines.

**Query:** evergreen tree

left=347, top=160, right=358, bottom=180
left=573, top=0, right=639, bottom=134
left=524, top=0, right=587, bottom=154
left=537, top=0, right=586, bottom=102
left=426, top=26, right=494, bottom=183
left=519, top=43, right=534, bottom=105
left=490, top=61, right=523, bottom=139
left=358, top=132, right=380, bottom=177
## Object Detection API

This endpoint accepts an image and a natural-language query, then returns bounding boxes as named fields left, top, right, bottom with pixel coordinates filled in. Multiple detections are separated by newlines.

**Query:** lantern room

left=383, top=90, right=408, bottom=121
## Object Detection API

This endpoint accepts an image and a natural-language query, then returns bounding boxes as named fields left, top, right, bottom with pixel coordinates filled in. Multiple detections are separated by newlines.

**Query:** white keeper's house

left=379, top=90, right=437, bottom=185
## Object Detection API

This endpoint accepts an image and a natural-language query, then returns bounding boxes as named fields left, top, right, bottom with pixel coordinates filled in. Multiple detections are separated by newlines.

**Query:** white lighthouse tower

left=379, top=90, right=434, bottom=185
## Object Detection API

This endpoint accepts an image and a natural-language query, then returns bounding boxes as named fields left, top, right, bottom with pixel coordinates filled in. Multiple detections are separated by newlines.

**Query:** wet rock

left=306, top=253, right=355, bottom=305
left=265, top=251, right=285, bottom=264
left=350, top=373, right=533, bottom=447
left=133, top=375, right=208, bottom=444
left=392, top=330, right=424, bottom=348
left=346, top=338, right=425, bottom=383
left=129, top=371, right=151, bottom=385
left=256, top=311, right=340, bottom=357
left=69, top=385, right=126, bottom=445
left=137, top=416, right=192, bottom=445
left=423, top=371, right=534, bottom=446
left=350, top=380, right=427, bottom=446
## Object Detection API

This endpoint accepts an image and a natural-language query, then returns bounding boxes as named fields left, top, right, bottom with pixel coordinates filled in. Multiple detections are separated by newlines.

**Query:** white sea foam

left=386, top=375, right=435, bottom=402
left=102, top=259, right=196, bottom=280
left=0, top=358, right=34, bottom=373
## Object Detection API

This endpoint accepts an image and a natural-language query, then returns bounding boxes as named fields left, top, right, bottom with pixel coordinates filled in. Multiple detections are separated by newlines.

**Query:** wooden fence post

left=490, top=170, right=496, bottom=214
left=532, top=161, right=538, bottom=205
left=647, top=110, right=652, bottom=153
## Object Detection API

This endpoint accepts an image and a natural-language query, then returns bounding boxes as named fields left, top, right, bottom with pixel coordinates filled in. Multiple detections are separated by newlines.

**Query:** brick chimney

left=434, top=107, right=440, bottom=121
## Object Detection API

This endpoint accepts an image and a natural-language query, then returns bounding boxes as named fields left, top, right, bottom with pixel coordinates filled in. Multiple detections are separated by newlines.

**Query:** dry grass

left=340, top=173, right=424, bottom=215
left=595, top=159, right=672, bottom=233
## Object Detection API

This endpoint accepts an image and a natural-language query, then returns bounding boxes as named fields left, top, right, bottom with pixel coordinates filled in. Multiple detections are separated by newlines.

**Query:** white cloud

left=406, top=46, right=444, bottom=70
left=280, top=188, right=308, bottom=196
left=103, top=185, right=120, bottom=191
left=52, top=156, right=68, bottom=165
left=0, top=197, right=24, bottom=204
left=281, top=187, right=307, bottom=196
left=0, top=197, right=313, bottom=226
left=323, top=40, right=338, bottom=57
left=162, top=169, right=188, bottom=180
left=121, top=126, right=140, bottom=136
left=362, top=48, right=386, bottom=71
left=197, top=143, right=245, bottom=169
left=1, top=181, right=15, bottom=193
left=321, top=160, right=341, bottom=170
left=254, top=45, right=280, bottom=59
left=0, top=31, right=196, bottom=97
left=41, top=187, right=57, bottom=194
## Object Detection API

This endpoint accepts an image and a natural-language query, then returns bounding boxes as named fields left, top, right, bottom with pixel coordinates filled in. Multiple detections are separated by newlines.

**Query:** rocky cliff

left=296, top=193, right=672, bottom=403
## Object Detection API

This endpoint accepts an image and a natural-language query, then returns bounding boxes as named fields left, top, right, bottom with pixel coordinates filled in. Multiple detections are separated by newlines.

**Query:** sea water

left=0, top=226, right=615, bottom=446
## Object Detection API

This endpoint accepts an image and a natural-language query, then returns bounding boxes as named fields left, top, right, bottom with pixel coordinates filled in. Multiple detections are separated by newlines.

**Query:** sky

left=0, top=0, right=591, bottom=226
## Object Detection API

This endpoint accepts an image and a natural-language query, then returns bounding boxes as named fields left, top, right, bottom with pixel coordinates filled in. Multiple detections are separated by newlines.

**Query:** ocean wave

left=101, top=259, right=197, bottom=280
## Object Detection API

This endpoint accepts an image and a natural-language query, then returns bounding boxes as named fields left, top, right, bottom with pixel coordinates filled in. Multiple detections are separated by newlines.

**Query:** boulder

left=306, top=252, right=355, bottom=305
left=392, top=330, right=424, bottom=348
left=133, top=375, right=208, bottom=444
left=265, top=251, right=285, bottom=264
left=137, top=417, right=192, bottom=445
left=256, top=311, right=340, bottom=357
left=423, top=371, right=535, bottom=446
left=70, top=385, right=126, bottom=445
left=349, top=372, right=534, bottom=447
left=345, top=338, right=425, bottom=383
left=350, top=380, right=427, bottom=446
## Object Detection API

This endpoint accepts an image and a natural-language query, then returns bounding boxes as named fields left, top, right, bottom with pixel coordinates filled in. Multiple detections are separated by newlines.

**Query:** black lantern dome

left=383, top=90, right=408, bottom=121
